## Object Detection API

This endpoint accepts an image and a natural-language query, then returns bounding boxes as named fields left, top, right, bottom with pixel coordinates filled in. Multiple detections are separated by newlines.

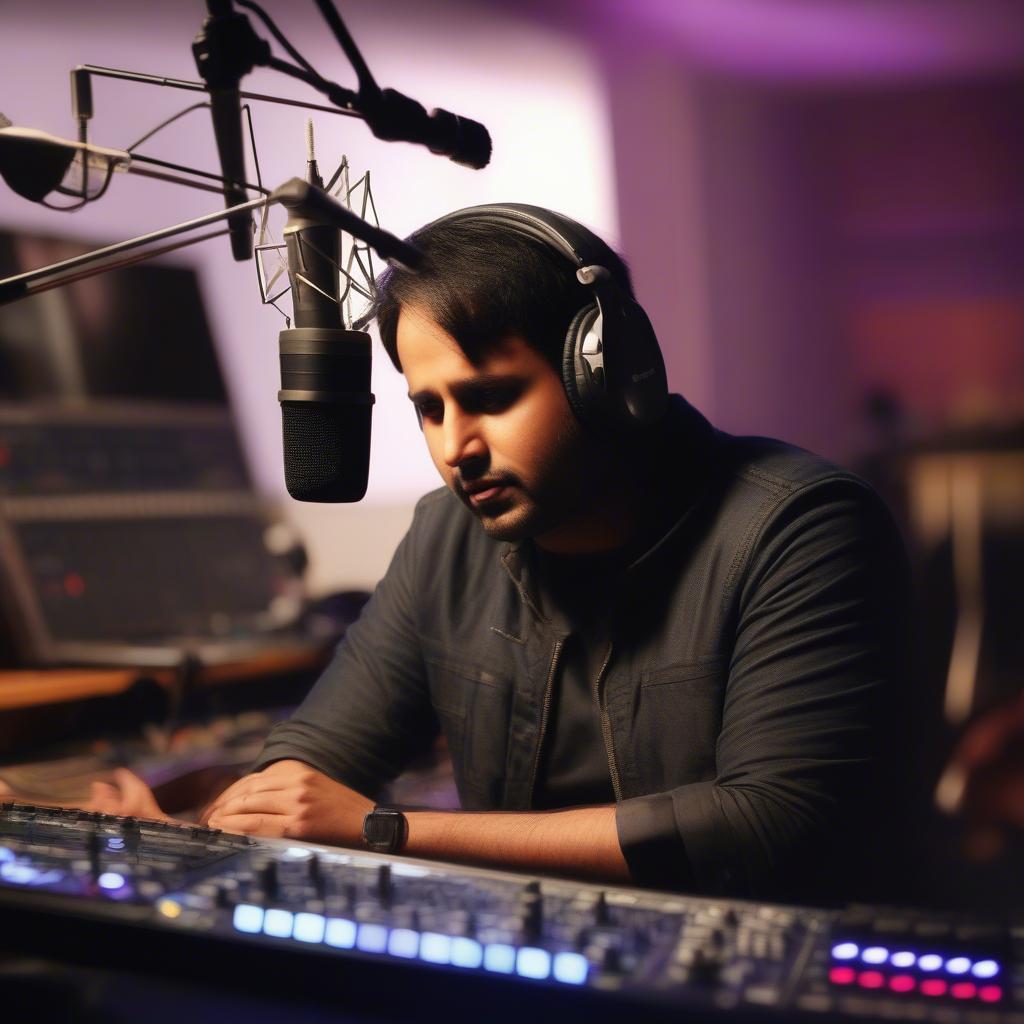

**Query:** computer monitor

left=0, top=230, right=227, bottom=404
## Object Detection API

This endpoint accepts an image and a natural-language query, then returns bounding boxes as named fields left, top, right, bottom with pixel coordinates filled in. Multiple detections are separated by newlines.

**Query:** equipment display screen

left=0, top=230, right=227, bottom=404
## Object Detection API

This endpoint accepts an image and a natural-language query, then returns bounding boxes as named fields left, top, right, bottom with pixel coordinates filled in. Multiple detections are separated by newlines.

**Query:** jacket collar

left=499, top=395, right=721, bottom=612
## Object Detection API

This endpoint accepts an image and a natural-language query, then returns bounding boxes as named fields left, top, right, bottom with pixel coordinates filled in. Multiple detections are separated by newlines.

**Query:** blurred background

left=2, top=0, right=1023, bottom=585
left=1, top=0, right=1023, bottom=906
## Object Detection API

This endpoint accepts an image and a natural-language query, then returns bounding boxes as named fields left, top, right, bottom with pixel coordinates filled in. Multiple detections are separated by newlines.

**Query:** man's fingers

left=87, top=781, right=121, bottom=814
left=204, top=770, right=311, bottom=820
left=111, top=768, right=167, bottom=819
left=207, top=813, right=287, bottom=838
left=203, top=775, right=258, bottom=819
left=213, top=790, right=298, bottom=820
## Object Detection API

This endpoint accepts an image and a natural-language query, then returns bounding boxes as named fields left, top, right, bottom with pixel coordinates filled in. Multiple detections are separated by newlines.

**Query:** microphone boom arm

left=0, top=181, right=421, bottom=307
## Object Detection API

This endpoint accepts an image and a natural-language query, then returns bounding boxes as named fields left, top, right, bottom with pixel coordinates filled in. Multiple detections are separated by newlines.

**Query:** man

left=98, top=205, right=908, bottom=900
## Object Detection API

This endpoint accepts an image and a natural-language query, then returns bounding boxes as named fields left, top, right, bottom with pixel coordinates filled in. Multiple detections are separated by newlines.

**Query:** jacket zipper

left=527, top=637, right=564, bottom=806
left=593, top=640, right=622, bottom=801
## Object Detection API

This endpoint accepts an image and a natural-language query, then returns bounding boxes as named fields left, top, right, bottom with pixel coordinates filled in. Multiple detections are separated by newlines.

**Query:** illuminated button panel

left=227, top=903, right=591, bottom=987
left=828, top=939, right=1005, bottom=1005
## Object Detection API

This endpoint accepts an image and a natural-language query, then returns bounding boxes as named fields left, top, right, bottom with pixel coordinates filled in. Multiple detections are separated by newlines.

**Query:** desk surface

left=0, top=648, right=327, bottom=711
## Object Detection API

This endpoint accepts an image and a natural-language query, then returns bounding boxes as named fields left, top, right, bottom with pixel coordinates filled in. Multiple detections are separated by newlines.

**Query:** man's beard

left=451, top=413, right=599, bottom=543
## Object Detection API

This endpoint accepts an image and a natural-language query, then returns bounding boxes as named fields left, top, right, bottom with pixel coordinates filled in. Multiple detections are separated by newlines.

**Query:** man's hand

left=202, top=759, right=373, bottom=845
left=86, top=767, right=175, bottom=823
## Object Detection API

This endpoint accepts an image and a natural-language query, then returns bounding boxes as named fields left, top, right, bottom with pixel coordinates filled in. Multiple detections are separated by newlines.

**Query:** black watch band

left=362, top=806, right=408, bottom=854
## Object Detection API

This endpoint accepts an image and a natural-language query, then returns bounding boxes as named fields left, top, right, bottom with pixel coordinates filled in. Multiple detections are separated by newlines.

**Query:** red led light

left=889, top=975, right=915, bottom=993
left=951, top=982, right=976, bottom=1000
left=979, top=986, right=1003, bottom=1003
left=829, top=967, right=856, bottom=986
left=857, top=971, right=884, bottom=989
left=63, top=572, right=86, bottom=598
left=920, top=979, right=947, bottom=997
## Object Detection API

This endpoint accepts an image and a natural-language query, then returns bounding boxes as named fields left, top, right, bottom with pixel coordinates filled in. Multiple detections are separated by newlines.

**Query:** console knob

left=308, top=853, right=324, bottom=896
left=601, top=946, right=623, bottom=974
left=259, top=860, right=279, bottom=899
left=377, top=864, right=392, bottom=905
left=85, top=829, right=101, bottom=883
left=690, top=948, right=722, bottom=985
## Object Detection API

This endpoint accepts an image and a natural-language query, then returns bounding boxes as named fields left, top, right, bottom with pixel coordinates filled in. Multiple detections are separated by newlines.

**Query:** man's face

left=396, top=306, right=596, bottom=543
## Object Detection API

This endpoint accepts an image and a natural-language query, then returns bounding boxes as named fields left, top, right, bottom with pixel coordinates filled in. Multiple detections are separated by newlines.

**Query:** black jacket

left=256, top=398, right=908, bottom=900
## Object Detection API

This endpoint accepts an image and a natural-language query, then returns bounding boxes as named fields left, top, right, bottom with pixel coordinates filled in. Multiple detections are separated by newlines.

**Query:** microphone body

left=208, top=86, right=253, bottom=261
left=192, top=1, right=270, bottom=261
left=365, top=88, right=491, bottom=170
left=279, top=181, right=374, bottom=503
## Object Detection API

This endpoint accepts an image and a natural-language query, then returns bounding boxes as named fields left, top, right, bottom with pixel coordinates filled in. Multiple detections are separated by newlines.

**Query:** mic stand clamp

left=192, top=0, right=272, bottom=92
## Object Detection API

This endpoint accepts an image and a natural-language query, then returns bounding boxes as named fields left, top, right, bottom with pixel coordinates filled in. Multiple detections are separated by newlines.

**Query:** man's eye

left=416, top=402, right=443, bottom=424
left=474, top=386, right=519, bottom=413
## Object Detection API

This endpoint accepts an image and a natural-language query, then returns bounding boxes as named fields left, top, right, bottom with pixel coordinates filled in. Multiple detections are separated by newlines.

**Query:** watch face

left=364, top=808, right=404, bottom=851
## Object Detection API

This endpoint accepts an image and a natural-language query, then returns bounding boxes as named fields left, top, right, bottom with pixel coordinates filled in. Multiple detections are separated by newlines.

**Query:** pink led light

left=889, top=975, right=916, bottom=993
left=951, top=982, right=976, bottom=1000
left=829, top=967, right=856, bottom=986
left=979, top=985, right=1003, bottom=1003
left=857, top=971, right=885, bottom=989
left=920, top=979, right=947, bottom=997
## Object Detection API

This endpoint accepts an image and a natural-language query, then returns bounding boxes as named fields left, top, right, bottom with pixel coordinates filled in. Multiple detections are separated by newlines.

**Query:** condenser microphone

left=277, top=131, right=374, bottom=502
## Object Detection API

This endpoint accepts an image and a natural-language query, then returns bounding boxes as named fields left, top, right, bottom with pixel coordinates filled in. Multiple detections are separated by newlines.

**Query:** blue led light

left=419, top=932, right=452, bottom=965
left=918, top=954, right=943, bottom=972
left=516, top=947, right=551, bottom=980
left=483, top=943, right=517, bottom=974
left=263, top=909, right=294, bottom=938
left=552, top=952, right=589, bottom=986
left=972, top=960, right=1000, bottom=979
left=388, top=928, right=420, bottom=959
left=106, top=838, right=125, bottom=851
left=890, top=951, right=916, bottom=969
left=946, top=957, right=971, bottom=975
left=0, top=862, right=63, bottom=887
left=450, top=938, right=484, bottom=969
left=2, top=862, right=35, bottom=885
left=0, top=846, right=14, bottom=863
left=98, top=871, right=126, bottom=891
left=831, top=942, right=859, bottom=960
left=232, top=903, right=264, bottom=934
left=325, top=918, right=357, bottom=949
left=862, top=946, right=889, bottom=965
left=293, top=913, right=326, bottom=944
left=356, top=923, right=389, bottom=953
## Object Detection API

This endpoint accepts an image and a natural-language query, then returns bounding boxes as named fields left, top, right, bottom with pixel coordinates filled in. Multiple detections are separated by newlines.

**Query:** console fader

left=1, top=802, right=1021, bottom=1022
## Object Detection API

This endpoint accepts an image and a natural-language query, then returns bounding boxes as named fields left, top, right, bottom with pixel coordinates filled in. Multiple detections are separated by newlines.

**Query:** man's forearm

left=199, top=764, right=632, bottom=884
left=404, top=805, right=631, bottom=883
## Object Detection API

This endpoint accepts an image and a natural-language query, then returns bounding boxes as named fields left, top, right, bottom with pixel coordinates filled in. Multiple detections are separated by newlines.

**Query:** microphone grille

left=281, top=401, right=371, bottom=503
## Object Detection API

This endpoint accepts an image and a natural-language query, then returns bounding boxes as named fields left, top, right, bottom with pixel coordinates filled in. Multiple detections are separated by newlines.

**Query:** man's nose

left=443, top=410, right=486, bottom=469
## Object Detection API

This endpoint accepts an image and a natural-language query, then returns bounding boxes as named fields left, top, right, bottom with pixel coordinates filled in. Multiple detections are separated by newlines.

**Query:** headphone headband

left=425, top=203, right=608, bottom=275
left=418, top=203, right=669, bottom=433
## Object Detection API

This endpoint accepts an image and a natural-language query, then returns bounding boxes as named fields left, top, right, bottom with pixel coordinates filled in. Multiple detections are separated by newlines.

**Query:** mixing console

left=1, top=802, right=1021, bottom=1022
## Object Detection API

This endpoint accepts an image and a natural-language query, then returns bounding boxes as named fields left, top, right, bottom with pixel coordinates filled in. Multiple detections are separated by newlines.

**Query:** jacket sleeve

left=616, top=478, right=909, bottom=898
left=251, top=500, right=437, bottom=799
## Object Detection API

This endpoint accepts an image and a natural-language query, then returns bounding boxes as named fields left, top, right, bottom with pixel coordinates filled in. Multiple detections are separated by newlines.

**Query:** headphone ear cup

left=562, top=302, right=601, bottom=429
left=619, top=301, right=669, bottom=426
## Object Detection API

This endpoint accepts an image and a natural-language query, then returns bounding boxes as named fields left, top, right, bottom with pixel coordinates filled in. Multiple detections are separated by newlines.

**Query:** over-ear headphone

left=424, top=203, right=669, bottom=434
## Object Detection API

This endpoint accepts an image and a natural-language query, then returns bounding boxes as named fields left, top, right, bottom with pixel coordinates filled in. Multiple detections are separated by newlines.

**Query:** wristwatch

left=362, top=806, right=408, bottom=854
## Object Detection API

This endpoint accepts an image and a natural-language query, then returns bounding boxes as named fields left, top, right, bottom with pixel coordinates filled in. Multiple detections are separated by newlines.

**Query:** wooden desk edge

left=0, top=648, right=328, bottom=711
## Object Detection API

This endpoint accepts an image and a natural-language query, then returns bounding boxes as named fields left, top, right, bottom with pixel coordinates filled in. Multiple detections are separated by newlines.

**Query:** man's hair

left=367, top=212, right=635, bottom=373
